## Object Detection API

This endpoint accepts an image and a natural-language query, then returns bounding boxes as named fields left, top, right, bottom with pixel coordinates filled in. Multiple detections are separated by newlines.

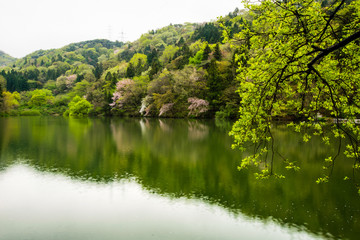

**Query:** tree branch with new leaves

left=228, top=0, right=360, bottom=185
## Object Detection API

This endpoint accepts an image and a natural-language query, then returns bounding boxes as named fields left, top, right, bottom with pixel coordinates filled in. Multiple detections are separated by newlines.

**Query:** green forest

left=0, top=9, right=243, bottom=118
left=1, top=0, right=360, bottom=184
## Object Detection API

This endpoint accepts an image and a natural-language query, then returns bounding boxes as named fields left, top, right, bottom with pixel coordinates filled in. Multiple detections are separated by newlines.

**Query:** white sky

left=0, top=0, right=242, bottom=58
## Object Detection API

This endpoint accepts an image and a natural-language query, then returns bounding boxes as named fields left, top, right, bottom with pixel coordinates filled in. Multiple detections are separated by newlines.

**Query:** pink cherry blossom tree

left=188, top=97, right=209, bottom=117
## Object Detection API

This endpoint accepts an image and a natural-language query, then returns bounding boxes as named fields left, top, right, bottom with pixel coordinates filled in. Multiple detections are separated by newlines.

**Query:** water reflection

left=0, top=117, right=359, bottom=240
left=0, top=163, right=322, bottom=240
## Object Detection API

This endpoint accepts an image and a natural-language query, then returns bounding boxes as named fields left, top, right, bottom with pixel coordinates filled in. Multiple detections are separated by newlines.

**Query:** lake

left=0, top=117, right=359, bottom=240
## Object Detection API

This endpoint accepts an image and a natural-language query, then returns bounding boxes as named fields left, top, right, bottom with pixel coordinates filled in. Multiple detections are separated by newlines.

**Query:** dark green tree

left=192, top=23, right=222, bottom=44
left=176, top=37, right=185, bottom=47
left=105, top=72, right=117, bottom=88
left=147, top=48, right=158, bottom=66
left=206, top=59, right=223, bottom=112
left=126, top=63, right=136, bottom=78
left=203, top=44, right=211, bottom=61
left=118, top=48, right=135, bottom=62
left=174, top=44, right=192, bottom=69
left=214, top=43, right=222, bottom=61
left=149, top=57, right=162, bottom=80
left=57, top=54, right=63, bottom=62
left=1, top=70, right=29, bottom=92
left=93, top=63, right=104, bottom=80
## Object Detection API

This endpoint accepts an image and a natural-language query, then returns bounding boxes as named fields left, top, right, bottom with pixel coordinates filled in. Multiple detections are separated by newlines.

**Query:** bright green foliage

left=66, top=96, right=93, bottom=117
left=28, top=89, right=54, bottom=106
left=189, top=50, right=204, bottom=65
left=2, top=91, right=20, bottom=112
left=129, top=53, right=148, bottom=76
left=129, top=53, right=147, bottom=68
left=228, top=0, right=360, bottom=180
left=71, top=80, right=90, bottom=98
left=64, top=52, right=85, bottom=64
left=43, top=80, right=57, bottom=91
left=160, top=45, right=179, bottom=64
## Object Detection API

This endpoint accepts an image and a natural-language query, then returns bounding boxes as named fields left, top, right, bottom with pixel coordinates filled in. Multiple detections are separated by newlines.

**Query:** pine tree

left=203, top=44, right=211, bottom=61
left=149, top=57, right=162, bottom=79
left=126, top=63, right=135, bottom=78
left=206, top=59, right=223, bottom=111
left=214, top=43, right=222, bottom=61
left=93, top=63, right=103, bottom=80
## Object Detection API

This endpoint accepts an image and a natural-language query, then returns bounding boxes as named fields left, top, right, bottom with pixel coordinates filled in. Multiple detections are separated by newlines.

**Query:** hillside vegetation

left=0, top=51, right=16, bottom=66
left=0, top=9, right=243, bottom=118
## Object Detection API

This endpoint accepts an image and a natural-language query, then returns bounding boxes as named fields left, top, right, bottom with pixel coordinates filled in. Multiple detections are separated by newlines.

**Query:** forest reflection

left=0, top=117, right=359, bottom=240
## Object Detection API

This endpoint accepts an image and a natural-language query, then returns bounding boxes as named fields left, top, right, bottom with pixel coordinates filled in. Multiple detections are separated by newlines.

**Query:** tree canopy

left=226, top=0, right=360, bottom=184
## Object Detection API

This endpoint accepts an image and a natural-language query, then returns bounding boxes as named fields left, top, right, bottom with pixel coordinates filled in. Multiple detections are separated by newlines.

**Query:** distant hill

left=0, top=51, right=16, bottom=66
left=0, top=8, right=244, bottom=118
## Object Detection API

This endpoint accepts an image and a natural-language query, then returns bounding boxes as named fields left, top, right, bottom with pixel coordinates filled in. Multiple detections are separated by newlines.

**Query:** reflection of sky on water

left=0, top=117, right=358, bottom=240
left=0, top=164, right=322, bottom=240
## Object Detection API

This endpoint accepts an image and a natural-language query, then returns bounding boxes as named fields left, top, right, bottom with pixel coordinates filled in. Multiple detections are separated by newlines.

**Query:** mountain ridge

left=0, top=50, right=16, bottom=66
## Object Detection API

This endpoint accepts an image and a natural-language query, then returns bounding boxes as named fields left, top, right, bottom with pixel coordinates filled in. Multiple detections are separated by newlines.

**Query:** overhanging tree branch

left=308, top=30, right=360, bottom=68
left=229, top=0, right=360, bottom=184
left=317, top=0, right=346, bottom=42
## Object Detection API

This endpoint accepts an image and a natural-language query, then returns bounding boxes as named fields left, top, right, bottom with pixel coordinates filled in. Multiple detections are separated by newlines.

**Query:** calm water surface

left=0, top=117, right=359, bottom=240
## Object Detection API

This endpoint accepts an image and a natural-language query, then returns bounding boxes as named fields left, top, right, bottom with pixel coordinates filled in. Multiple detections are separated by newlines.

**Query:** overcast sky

left=0, top=0, right=242, bottom=58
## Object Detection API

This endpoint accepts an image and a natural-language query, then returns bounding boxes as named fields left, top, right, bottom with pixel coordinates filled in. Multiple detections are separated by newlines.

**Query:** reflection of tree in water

left=67, top=117, right=93, bottom=156
left=187, top=120, right=209, bottom=141
left=110, top=119, right=140, bottom=153
left=0, top=117, right=21, bottom=150
left=0, top=117, right=359, bottom=240
left=158, top=119, right=172, bottom=133
left=68, top=117, right=92, bottom=139
left=139, top=118, right=150, bottom=135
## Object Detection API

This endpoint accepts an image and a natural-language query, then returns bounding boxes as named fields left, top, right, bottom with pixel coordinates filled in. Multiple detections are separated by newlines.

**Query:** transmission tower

left=119, top=30, right=126, bottom=43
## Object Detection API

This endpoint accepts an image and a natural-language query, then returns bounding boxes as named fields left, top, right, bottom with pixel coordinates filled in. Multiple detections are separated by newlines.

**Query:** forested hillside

left=0, top=9, right=244, bottom=117
left=0, top=51, right=16, bottom=66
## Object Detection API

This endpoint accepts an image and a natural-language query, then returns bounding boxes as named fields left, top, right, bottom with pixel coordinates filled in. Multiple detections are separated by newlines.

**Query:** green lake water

left=0, top=117, right=359, bottom=240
